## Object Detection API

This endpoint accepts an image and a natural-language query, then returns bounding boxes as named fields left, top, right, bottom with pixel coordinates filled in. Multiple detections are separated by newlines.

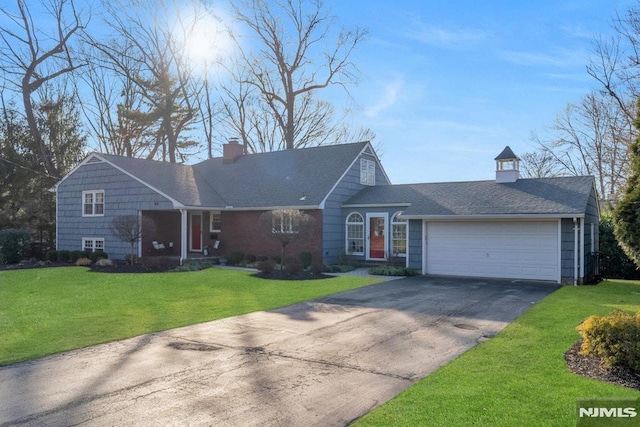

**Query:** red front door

left=368, top=215, right=386, bottom=259
left=190, top=213, right=202, bottom=251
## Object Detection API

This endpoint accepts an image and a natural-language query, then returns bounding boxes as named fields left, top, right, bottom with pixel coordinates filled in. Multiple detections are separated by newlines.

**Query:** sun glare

left=180, top=8, right=234, bottom=75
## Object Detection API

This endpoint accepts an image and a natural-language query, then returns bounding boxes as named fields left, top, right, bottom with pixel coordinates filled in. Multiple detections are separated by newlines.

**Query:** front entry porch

left=141, top=209, right=221, bottom=264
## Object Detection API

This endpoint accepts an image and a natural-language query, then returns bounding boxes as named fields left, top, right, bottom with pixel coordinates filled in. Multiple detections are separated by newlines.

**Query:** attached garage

left=425, top=221, right=559, bottom=282
left=342, top=146, right=601, bottom=284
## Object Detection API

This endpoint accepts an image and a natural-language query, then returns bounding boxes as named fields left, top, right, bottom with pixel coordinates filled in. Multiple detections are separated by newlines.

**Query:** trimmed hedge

left=577, top=310, right=640, bottom=373
left=368, top=266, right=419, bottom=276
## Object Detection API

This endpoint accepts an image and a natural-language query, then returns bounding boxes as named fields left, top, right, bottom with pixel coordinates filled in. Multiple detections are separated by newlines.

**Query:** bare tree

left=259, top=209, right=315, bottom=269
left=109, top=215, right=155, bottom=265
left=86, top=0, right=203, bottom=162
left=224, top=0, right=369, bottom=151
left=0, top=0, right=88, bottom=179
left=587, top=7, right=640, bottom=123
left=80, top=43, right=153, bottom=157
left=519, top=149, right=561, bottom=178
left=531, top=91, right=634, bottom=199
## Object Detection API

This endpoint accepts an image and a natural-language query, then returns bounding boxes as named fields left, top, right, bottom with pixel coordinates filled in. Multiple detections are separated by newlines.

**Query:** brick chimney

left=223, top=137, right=244, bottom=164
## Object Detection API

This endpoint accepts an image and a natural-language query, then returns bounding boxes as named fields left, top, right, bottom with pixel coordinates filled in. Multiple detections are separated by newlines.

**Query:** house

left=54, top=142, right=600, bottom=284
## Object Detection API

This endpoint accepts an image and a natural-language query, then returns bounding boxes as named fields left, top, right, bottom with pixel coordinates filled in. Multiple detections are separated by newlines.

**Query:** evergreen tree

left=614, top=99, right=640, bottom=267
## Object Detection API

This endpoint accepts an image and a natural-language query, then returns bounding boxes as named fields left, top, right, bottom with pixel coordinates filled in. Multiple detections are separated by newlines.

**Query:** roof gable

left=193, top=141, right=383, bottom=208
left=56, top=142, right=384, bottom=210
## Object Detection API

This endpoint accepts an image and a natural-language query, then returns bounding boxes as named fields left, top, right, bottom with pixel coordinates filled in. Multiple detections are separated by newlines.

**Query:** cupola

left=495, top=146, right=520, bottom=183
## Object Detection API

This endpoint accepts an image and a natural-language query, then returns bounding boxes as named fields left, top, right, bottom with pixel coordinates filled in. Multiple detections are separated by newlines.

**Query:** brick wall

left=217, top=210, right=323, bottom=263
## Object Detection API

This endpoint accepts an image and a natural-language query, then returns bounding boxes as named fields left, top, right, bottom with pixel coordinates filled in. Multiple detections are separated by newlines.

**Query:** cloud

left=403, top=21, right=490, bottom=48
left=364, top=80, right=403, bottom=118
left=497, top=47, right=588, bottom=68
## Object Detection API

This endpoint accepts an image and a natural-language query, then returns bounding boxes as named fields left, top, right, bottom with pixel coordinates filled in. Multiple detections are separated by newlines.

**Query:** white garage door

left=426, top=221, right=559, bottom=281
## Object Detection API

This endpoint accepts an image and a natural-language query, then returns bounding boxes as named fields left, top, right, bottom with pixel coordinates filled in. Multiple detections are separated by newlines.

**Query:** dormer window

left=360, top=158, right=375, bottom=186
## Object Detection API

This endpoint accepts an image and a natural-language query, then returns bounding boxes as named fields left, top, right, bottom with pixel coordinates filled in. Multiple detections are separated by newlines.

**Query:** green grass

left=0, top=266, right=380, bottom=365
left=354, top=280, right=640, bottom=426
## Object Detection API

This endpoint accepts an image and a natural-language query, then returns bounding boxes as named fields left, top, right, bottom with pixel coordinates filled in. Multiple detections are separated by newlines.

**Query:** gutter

left=400, top=213, right=586, bottom=221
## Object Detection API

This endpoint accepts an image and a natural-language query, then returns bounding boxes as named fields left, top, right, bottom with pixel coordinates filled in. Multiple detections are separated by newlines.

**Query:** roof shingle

left=345, top=176, right=595, bottom=217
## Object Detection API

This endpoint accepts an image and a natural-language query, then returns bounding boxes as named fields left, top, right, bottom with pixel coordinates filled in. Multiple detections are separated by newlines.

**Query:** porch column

left=137, top=211, right=143, bottom=259
left=180, top=209, right=188, bottom=265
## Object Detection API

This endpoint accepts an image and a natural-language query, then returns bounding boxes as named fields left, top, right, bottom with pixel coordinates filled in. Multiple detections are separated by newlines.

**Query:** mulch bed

left=253, top=270, right=331, bottom=280
left=565, top=340, right=640, bottom=390
left=2, top=260, right=334, bottom=279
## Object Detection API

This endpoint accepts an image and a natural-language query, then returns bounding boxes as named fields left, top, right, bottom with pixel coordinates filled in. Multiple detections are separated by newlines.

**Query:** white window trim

left=345, top=212, right=365, bottom=256
left=391, top=211, right=408, bottom=258
left=82, top=190, right=105, bottom=217
left=360, top=158, right=375, bottom=186
left=272, top=211, right=299, bottom=234
left=82, top=237, right=105, bottom=252
left=210, top=210, right=222, bottom=233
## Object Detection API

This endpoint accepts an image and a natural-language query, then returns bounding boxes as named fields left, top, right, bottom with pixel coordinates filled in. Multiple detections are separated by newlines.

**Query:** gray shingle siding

left=560, top=218, right=576, bottom=282
left=57, top=160, right=172, bottom=260
left=559, top=185, right=600, bottom=284
left=322, top=153, right=390, bottom=264
left=408, top=220, right=422, bottom=270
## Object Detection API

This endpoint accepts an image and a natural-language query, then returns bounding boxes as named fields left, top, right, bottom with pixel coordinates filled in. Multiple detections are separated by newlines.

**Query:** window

left=345, top=212, right=364, bottom=255
left=83, top=238, right=105, bottom=252
left=360, top=159, right=375, bottom=186
left=210, top=211, right=222, bottom=232
left=391, top=212, right=407, bottom=257
left=273, top=211, right=299, bottom=233
left=83, top=190, right=104, bottom=216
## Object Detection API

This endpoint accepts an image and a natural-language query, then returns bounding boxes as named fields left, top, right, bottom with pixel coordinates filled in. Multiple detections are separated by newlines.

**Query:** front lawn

left=0, top=266, right=380, bottom=366
left=354, top=280, right=640, bottom=426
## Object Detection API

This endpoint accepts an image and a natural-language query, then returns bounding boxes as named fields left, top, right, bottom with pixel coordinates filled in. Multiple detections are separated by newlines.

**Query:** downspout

left=579, top=218, right=585, bottom=284
left=55, top=188, right=59, bottom=251
left=180, top=209, right=188, bottom=265
left=573, top=217, right=579, bottom=286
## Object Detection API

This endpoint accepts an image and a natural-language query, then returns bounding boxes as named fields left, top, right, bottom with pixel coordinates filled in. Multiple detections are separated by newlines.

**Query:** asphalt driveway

left=0, top=276, right=559, bottom=426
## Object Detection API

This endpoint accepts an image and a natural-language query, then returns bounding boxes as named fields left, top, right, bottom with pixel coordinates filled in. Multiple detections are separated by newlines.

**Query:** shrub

left=577, top=310, right=640, bottom=372
left=0, top=229, right=31, bottom=264
left=69, top=251, right=84, bottom=262
left=271, top=255, right=282, bottom=265
left=172, top=260, right=213, bottom=272
left=95, top=258, right=113, bottom=267
left=45, top=250, right=59, bottom=262
left=57, top=250, right=71, bottom=263
left=300, top=251, right=313, bottom=269
left=284, top=258, right=304, bottom=275
left=600, top=215, right=640, bottom=279
left=226, top=252, right=245, bottom=266
left=257, top=255, right=269, bottom=262
left=75, top=257, right=92, bottom=266
left=89, top=251, right=108, bottom=263
left=257, top=259, right=277, bottom=274
left=311, top=261, right=325, bottom=275
left=245, top=253, right=257, bottom=263
left=368, top=266, right=418, bottom=276
left=141, top=256, right=174, bottom=272
left=336, top=250, right=353, bottom=266
left=324, top=264, right=356, bottom=273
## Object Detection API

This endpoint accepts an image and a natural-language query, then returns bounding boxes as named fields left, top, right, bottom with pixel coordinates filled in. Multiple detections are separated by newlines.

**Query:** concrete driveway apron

left=0, top=276, right=559, bottom=426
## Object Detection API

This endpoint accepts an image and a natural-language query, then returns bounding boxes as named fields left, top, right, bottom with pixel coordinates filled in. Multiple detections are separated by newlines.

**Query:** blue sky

left=329, top=0, right=636, bottom=184
left=2, top=0, right=635, bottom=184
